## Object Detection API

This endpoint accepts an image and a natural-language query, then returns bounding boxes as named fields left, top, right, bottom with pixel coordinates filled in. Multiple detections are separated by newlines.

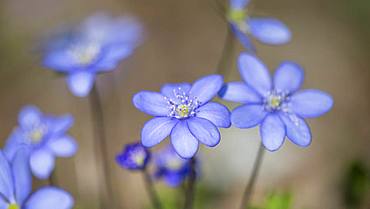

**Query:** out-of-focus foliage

left=248, top=192, right=293, bottom=209
left=342, top=160, right=370, bottom=209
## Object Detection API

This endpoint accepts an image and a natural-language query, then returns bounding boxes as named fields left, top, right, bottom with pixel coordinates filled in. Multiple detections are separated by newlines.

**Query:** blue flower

left=133, top=75, right=231, bottom=159
left=227, top=0, right=291, bottom=51
left=43, top=13, right=143, bottom=97
left=116, top=142, right=151, bottom=170
left=153, top=146, right=192, bottom=187
left=4, top=106, right=78, bottom=179
left=219, top=53, right=334, bottom=151
left=0, top=148, right=74, bottom=209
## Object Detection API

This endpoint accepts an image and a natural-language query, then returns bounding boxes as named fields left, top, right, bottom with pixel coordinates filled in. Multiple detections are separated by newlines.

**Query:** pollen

left=176, top=104, right=190, bottom=118
left=8, top=204, right=19, bottom=209
left=28, top=127, right=45, bottom=144
left=167, top=159, right=183, bottom=171
left=228, top=9, right=247, bottom=23
left=269, top=96, right=281, bottom=109
left=133, top=152, right=145, bottom=166
left=70, top=43, right=100, bottom=66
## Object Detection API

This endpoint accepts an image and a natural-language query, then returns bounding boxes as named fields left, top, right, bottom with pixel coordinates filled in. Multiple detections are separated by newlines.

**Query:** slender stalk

left=183, top=158, right=197, bottom=209
left=216, top=27, right=236, bottom=76
left=142, top=168, right=163, bottom=209
left=239, top=142, right=265, bottom=209
left=89, top=85, right=116, bottom=209
left=48, top=171, right=57, bottom=186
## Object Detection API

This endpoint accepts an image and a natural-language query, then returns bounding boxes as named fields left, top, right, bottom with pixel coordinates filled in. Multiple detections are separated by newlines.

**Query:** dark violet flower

left=4, top=106, right=77, bottom=179
left=116, top=142, right=151, bottom=170
left=133, top=75, right=231, bottom=159
left=153, top=146, right=192, bottom=187
left=0, top=148, right=74, bottom=209
left=220, top=53, right=334, bottom=151
left=43, top=13, right=143, bottom=97
left=227, top=0, right=291, bottom=51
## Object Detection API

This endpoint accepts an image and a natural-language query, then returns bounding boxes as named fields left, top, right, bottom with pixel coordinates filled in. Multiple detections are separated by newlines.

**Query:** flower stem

left=48, top=171, right=57, bottom=186
left=216, top=26, right=235, bottom=77
left=89, top=85, right=116, bottom=209
left=142, top=168, right=163, bottom=209
left=239, top=142, right=265, bottom=209
left=183, top=158, right=197, bottom=209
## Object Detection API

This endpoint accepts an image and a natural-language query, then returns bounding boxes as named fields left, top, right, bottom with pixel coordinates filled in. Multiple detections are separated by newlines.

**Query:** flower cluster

left=43, top=13, right=143, bottom=97
left=0, top=106, right=76, bottom=209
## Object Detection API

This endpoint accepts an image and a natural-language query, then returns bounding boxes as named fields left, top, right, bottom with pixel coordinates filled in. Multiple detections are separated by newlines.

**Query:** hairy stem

left=239, top=142, right=265, bottom=209
left=142, top=168, right=163, bottom=209
left=89, top=85, right=116, bottom=209
left=183, top=158, right=197, bottom=209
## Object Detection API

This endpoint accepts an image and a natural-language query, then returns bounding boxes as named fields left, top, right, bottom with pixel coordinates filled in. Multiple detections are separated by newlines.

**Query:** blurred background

left=0, top=0, right=369, bottom=209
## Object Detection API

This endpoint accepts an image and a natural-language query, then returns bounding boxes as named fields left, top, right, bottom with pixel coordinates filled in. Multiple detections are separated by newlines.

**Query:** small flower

left=116, top=142, right=151, bottom=170
left=0, top=148, right=74, bottom=209
left=227, top=0, right=291, bottom=51
left=4, top=106, right=78, bottom=179
left=133, top=74, right=231, bottom=159
left=43, top=13, right=143, bottom=97
left=219, top=53, right=333, bottom=151
left=153, top=146, right=192, bottom=187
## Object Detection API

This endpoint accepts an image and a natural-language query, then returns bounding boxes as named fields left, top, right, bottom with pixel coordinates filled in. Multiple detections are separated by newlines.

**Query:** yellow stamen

left=176, top=104, right=190, bottom=118
left=8, top=204, right=19, bottom=209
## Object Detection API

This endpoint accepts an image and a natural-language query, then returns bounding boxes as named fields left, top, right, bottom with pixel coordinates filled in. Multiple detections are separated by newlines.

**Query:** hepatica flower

left=133, top=75, right=231, bottom=159
left=43, top=13, right=142, bottom=97
left=227, top=0, right=291, bottom=51
left=0, top=148, right=74, bottom=209
left=116, top=142, right=150, bottom=170
left=220, top=53, right=333, bottom=151
left=4, top=106, right=77, bottom=179
left=153, top=146, right=192, bottom=187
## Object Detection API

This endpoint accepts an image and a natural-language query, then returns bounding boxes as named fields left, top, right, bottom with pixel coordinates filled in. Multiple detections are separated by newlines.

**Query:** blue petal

left=219, top=81, right=262, bottom=104
left=43, top=49, right=78, bottom=72
left=231, top=104, right=267, bottom=128
left=30, top=150, right=55, bottom=179
left=164, top=173, right=185, bottom=187
left=0, top=199, right=7, bottom=209
left=248, top=18, right=291, bottom=45
left=260, top=114, right=286, bottom=151
left=24, top=187, right=74, bottom=209
left=47, top=114, right=74, bottom=135
left=189, top=75, right=223, bottom=104
left=196, top=102, right=231, bottom=128
left=12, top=148, right=32, bottom=205
left=66, top=71, right=95, bottom=97
left=141, top=117, right=178, bottom=147
left=4, top=130, right=25, bottom=161
left=170, top=121, right=199, bottom=159
left=290, top=90, right=334, bottom=118
left=273, top=61, right=304, bottom=94
left=238, top=53, right=272, bottom=96
left=231, top=24, right=256, bottom=52
left=18, top=106, right=42, bottom=129
left=96, top=45, right=134, bottom=71
left=279, top=113, right=311, bottom=147
left=133, top=91, right=170, bottom=117
left=0, top=151, right=14, bottom=202
left=188, top=117, right=220, bottom=147
left=161, top=83, right=191, bottom=101
left=47, top=136, right=78, bottom=157
left=230, top=0, right=250, bottom=9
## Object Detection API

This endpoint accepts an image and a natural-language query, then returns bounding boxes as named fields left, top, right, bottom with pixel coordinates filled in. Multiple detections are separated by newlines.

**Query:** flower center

left=265, top=92, right=287, bottom=112
left=69, top=42, right=100, bottom=66
left=228, top=9, right=249, bottom=33
left=166, top=88, right=200, bottom=119
left=7, top=204, right=19, bottom=209
left=27, top=126, right=47, bottom=144
left=132, top=152, right=146, bottom=166
left=167, top=159, right=183, bottom=171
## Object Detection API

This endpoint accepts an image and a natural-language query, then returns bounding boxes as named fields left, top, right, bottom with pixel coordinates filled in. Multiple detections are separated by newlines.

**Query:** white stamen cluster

left=69, top=41, right=100, bottom=66
left=264, top=91, right=289, bottom=112
left=165, top=88, right=201, bottom=119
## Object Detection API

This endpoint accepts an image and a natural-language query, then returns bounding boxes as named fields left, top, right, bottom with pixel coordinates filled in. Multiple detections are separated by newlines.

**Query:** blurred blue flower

left=133, top=75, right=231, bottom=159
left=0, top=148, right=74, bottom=209
left=227, top=0, right=291, bottom=51
left=4, top=106, right=77, bottom=179
left=219, top=53, right=333, bottom=151
left=43, top=13, right=143, bottom=97
left=116, top=142, right=151, bottom=170
left=153, top=146, right=192, bottom=187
